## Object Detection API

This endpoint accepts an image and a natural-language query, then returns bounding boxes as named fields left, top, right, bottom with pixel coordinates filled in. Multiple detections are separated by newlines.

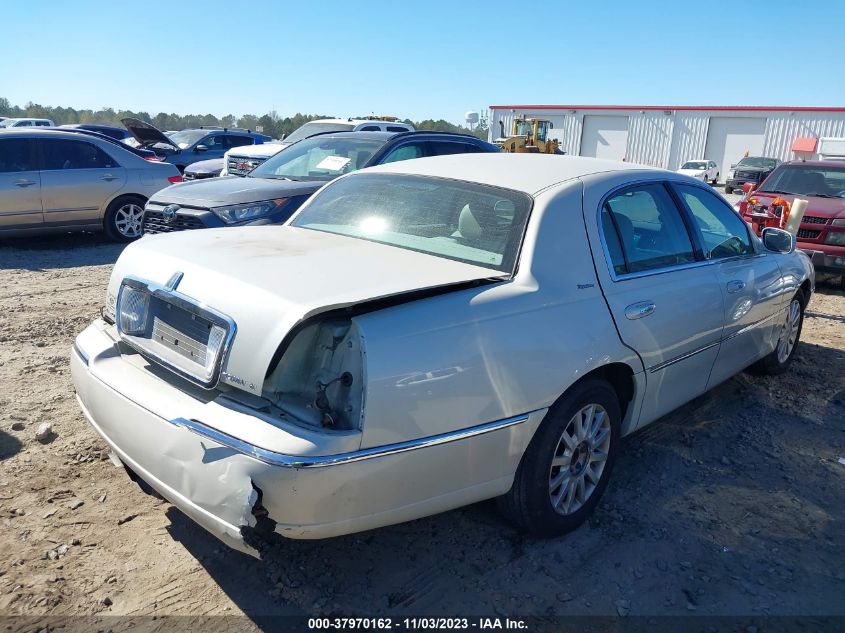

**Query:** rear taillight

left=168, top=176, right=183, bottom=184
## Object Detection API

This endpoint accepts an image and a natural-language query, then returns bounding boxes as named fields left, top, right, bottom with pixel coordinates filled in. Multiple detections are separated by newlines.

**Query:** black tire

left=713, top=172, right=719, bottom=185
left=498, top=378, right=621, bottom=537
left=750, top=290, right=805, bottom=375
left=103, top=195, right=146, bottom=243
left=725, top=185, right=734, bottom=194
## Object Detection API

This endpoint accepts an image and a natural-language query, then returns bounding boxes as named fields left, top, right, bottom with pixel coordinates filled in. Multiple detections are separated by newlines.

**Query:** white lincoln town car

left=71, top=154, right=814, bottom=555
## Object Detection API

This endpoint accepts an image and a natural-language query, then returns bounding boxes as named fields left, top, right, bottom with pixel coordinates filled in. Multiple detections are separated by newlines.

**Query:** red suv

left=738, top=160, right=845, bottom=285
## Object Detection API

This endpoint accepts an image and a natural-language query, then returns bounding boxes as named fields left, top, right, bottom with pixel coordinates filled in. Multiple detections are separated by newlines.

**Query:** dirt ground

left=0, top=232, right=843, bottom=630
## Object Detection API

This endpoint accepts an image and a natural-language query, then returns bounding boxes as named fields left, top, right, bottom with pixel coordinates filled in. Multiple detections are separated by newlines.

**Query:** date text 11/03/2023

left=307, top=617, right=529, bottom=630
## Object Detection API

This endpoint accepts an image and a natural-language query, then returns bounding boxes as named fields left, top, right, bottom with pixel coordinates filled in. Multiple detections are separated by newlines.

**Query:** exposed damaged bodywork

left=263, top=318, right=364, bottom=430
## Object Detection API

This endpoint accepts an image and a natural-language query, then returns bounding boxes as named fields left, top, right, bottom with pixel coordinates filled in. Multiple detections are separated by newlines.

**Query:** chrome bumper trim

left=168, top=412, right=533, bottom=469
left=72, top=341, right=90, bottom=365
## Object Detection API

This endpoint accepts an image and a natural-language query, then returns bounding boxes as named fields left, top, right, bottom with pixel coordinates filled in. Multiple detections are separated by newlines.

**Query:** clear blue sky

left=2, top=0, right=842, bottom=124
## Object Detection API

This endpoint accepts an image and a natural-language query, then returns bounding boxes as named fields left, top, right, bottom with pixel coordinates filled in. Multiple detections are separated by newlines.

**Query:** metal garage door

left=704, top=117, right=766, bottom=182
left=580, top=116, right=629, bottom=160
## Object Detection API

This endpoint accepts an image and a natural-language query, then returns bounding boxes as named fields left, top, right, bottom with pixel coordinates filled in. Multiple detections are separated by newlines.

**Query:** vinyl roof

left=360, top=153, right=651, bottom=195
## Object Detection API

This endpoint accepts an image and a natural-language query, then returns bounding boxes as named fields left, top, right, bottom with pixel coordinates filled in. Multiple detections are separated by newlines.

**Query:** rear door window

left=226, top=136, right=254, bottom=149
left=0, top=138, right=37, bottom=172
left=40, top=139, right=119, bottom=170
left=380, top=142, right=427, bottom=164
left=427, top=141, right=481, bottom=156
left=601, top=183, right=696, bottom=275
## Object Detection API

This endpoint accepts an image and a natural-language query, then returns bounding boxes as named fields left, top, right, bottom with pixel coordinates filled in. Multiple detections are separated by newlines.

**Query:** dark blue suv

left=142, top=131, right=499, bottom=234
left=122, top=118, right=271, bottom=173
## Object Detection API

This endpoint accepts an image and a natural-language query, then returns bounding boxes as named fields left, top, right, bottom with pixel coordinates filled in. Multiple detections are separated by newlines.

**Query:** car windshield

left=291, top=173, right=533, bottom=273
left=758, top=165, right=845, bottom=198
left=284, top=122, right=355, bottom=144
left=682, top=162, right=707, bottom=170
left=166, top=130, right=206, bottom=149
left=250, top=136, right=385, bottom=181
left=737, top=157, right=778, bottom=169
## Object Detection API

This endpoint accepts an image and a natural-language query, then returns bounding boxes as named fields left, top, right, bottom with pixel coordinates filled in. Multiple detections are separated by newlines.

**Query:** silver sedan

left=0, top=129, right=181, bottom=241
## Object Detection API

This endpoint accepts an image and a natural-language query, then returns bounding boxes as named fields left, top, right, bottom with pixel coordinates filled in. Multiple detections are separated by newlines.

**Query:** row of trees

left=0, top=98, right=488, bottom=140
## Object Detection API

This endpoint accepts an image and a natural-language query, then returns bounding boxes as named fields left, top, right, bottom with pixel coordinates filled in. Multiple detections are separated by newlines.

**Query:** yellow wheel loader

left=495, top=116, right=562, bottom=154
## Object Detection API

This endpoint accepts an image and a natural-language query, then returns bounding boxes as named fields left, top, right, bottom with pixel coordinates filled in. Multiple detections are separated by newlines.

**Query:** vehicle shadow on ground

left=164, top=341, right=845, bottom=624
left=0, top=429, right=24, bottom=462
left=0, top=233, right=124, bottom=270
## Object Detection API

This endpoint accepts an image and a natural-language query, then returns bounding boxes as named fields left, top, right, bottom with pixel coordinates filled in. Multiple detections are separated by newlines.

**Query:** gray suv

left=121, top=118, right=272, bottom=173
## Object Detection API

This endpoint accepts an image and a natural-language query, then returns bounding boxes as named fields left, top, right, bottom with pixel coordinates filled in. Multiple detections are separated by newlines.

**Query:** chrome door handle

left=100, top=174, right=118, bottom=181
left=727, top=280, right=746, bottom=293
left=14, top=179, right=36, bottom=187
left=625, top=301, right=655, bottom=320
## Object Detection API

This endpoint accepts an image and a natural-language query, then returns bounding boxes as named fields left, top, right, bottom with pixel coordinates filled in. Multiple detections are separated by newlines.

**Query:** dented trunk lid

left=108, top=226, right=506, bottom=395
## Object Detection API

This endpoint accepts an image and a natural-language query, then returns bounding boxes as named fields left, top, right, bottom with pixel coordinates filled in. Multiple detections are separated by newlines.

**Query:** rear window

left=41, top=139, right=119, bottom=170
left=291, top=173, right=533, bottom=273
left=284, top=122, right=354, bottom=144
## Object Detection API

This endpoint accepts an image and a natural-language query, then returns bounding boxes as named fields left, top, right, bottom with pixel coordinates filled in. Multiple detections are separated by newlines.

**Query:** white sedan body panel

left=72, top=154, right=814, bottom=552
left=108, top=226, right=508, bottom=397
left=356, top=182, right=642, bottom=447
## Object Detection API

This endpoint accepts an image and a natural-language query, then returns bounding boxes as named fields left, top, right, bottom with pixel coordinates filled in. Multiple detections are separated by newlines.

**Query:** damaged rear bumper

left=71, top=321, right=544, bottom=554
left=75, top=391, right=262, bottom=555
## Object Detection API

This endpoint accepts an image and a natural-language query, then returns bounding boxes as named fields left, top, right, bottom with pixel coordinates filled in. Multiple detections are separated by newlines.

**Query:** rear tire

left=750, top=290, right=805, bottom=375
left=498, top=379, right=621, bottom=537
left=103, top=195, right=146, bottom=242
left=725, top=185, right=734, bottom=194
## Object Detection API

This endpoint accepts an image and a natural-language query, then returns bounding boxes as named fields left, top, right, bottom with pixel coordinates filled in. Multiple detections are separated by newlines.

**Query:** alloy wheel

left=548, top=403, right=611, bottom=515
left=114, top=203, right=145, bottom=238
left=776, top=299, right=801, bottom=363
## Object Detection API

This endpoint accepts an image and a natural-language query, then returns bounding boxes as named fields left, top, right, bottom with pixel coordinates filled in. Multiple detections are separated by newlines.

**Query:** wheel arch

left=548, top=362, right=638, bottom=430
left=101, top=192, right=148, bottom=222
left=799, top=279, right=812, bottom=306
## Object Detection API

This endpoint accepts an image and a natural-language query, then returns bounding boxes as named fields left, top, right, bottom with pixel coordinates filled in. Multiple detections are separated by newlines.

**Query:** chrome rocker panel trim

left=168, top=412, right=533, bottom=469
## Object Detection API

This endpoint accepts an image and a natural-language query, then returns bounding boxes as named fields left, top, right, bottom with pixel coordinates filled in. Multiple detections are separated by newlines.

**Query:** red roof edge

left=488, top=105, right=845, bottom=113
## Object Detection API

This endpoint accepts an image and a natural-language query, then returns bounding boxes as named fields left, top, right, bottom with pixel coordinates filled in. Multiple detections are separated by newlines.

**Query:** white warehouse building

left=489, top=105, right=845, bottom=181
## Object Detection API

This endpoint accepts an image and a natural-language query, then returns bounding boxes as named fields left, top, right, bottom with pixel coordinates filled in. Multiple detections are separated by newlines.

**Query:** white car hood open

left=108, top=226, right=506, bottom=395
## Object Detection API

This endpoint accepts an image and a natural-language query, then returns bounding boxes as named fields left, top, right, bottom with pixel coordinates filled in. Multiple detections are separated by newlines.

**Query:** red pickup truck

left=738, top=160, right=845, bottom=286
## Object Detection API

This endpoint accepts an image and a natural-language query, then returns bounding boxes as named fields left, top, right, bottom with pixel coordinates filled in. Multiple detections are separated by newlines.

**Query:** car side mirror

left=730, top=163, right=737, bottom=169
left=761, top=227, right=794, bottom=254
left=195, top=144, right=208, bottom=153
left=742, top=182, right=757, bottom=193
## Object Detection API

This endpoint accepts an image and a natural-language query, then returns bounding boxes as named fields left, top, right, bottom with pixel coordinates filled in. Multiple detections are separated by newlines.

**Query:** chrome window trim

left=596, top=179, right=765, bottom=283
left=115, top=275, right=236, bottom=389
left=168, top=411, right=534, bottom=469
